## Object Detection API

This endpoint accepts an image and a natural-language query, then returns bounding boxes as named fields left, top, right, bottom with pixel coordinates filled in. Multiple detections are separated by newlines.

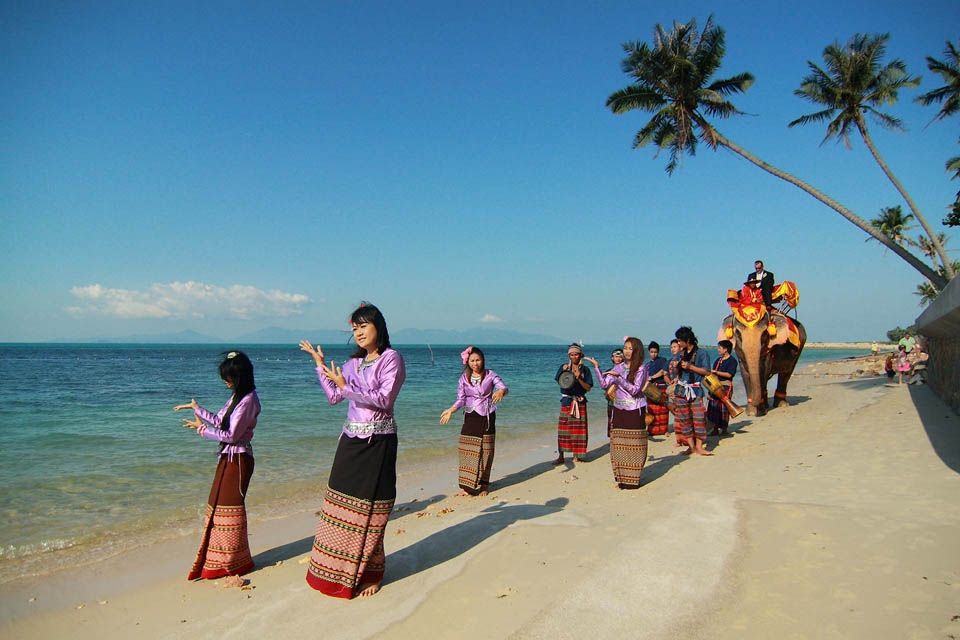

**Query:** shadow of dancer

left=384, top=497, right=569, bottom=585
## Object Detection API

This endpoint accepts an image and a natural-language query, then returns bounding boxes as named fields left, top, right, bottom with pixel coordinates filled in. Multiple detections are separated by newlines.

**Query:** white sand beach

left=2, top=357, right=958, bottom=639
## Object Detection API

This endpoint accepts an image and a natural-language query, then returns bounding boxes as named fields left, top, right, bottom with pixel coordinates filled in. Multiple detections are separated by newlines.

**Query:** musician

left=665, top=339, right=687, bottom=448
left=554, top=344, right=593, bottom=464
left=673, top=326, right=712, bottom=456
left=644, top=341, right=670, bottom=436
left=605, top=349, right=624, bottom=436
left=746, top=260, right=775, bottom=309
left=706, top=340, right=738, bottom=436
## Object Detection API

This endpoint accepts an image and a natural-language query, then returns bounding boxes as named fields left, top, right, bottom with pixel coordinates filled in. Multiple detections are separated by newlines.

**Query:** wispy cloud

left=478, top=314, right=503, bottom=323
left=67, top=282, right=312, bottom=319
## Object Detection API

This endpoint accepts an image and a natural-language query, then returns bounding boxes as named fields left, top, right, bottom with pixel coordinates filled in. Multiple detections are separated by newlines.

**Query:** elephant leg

left=774, top=370, right=795, bottom=407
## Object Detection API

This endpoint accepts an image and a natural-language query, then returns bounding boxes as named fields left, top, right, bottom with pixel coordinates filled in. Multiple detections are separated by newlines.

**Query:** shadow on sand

left=908, top=384, right=960, bottom=475
left=384, top=497, right=569, bottom=584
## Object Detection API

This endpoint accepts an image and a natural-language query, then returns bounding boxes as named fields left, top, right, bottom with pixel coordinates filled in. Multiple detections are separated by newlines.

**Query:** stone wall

left=916, top=275, right=960, bottom=412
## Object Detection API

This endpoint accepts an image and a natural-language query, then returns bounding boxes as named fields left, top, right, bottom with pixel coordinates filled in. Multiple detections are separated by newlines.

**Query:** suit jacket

left=747, top=270, right=775, bottom=306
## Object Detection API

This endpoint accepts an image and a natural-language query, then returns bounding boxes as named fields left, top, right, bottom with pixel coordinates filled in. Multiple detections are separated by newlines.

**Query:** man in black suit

left=746, top=260, right=775, bottom=308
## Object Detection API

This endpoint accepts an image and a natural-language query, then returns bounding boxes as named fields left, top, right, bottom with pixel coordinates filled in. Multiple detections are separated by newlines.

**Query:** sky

left=1, top=0, right=958, bottom=343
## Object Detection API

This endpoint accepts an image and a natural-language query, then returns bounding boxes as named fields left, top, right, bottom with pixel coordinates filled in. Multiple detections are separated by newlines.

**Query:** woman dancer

left=605, top=349, right=624, bottom=436
left=585, top=337, right=649, bottom=489
left=174, top=351, right=260, bottom=581
left=440, top=346, right=508, bottom=497
left=299, top=303, right=406, bottom=599
left=707, top=340, right=738, bottom=436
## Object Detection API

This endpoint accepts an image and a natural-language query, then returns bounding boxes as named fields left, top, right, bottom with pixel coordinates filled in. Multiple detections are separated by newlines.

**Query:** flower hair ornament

left=461, top=346, right=474, bottom=364
left=227, top=351, right=239, bottom=358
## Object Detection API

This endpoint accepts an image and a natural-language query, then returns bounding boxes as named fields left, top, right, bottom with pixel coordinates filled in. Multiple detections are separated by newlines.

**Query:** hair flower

left=460, top=346, right=473, bottom=364
left=227, top=351, right=239, bottom=358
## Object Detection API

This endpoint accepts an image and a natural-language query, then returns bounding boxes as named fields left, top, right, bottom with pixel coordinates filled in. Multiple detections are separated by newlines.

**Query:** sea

left=0, top=343, right=867, bottom=582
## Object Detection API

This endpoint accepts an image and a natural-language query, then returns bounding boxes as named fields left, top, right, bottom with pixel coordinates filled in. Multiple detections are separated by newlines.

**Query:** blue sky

left=1, top=0, right=958, bottom=343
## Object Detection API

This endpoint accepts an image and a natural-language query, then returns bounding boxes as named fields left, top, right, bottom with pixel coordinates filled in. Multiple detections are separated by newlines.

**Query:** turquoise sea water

left=0, top=343, right=865, bottom=581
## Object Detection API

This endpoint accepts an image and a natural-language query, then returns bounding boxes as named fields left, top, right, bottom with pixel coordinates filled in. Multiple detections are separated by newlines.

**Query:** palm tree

left=789, top=33, right=954, bottom=279
left=916, top=39, right=960, bottom=123
left=914, top=281, right=938, bottom=307
left=916, top=230, right=950, bottom=269
left=605, top=17, right=947, bottom=289
left=866, top=205, right=916, bottom=251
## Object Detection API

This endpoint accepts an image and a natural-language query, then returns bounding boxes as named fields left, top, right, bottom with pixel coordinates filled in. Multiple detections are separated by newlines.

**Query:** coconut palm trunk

left=854, top=115, right=955, bottom=278
left=714, top=130, right=948, bottom=289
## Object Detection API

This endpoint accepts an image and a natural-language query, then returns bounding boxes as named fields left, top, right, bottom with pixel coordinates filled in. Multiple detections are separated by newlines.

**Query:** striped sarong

left=706, top=397, right=729, bottom=433
left=673, top=396, right=707, bottom=441
left=188, top=453, right=255, bottom=580
left=609, top=407, right=647, bottom=488
left=558, top=400, right=588, bottom=456
left=458, top=411, right=496, bottom=494
left=306, top=434, right=396, bottom=599
left=647, top=383, right=669, bottom=435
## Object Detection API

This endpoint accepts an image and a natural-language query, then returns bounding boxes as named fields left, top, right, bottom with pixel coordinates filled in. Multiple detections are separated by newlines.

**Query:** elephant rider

left=743, top=259, right=777, bottom=334
left=673, top=326, right=713, bottom=456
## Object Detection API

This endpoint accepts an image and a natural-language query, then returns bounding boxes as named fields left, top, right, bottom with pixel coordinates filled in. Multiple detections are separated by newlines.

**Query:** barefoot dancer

left=174, top=351, right=260, bottom=581
left=585, top=337, right=649, bottom=489
left=673, top=326, right=713, bottom=456
left=665, top=339, right=688, bottom=448
left=554, top=344, right=593, bottom=464
left=440, top=346, right=508, bottom=497
left=300, top=303, right=405, bottom=599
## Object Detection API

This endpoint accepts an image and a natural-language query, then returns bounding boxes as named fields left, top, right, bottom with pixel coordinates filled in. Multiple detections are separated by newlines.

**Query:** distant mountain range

left=65, top=326, right=567, bottom=345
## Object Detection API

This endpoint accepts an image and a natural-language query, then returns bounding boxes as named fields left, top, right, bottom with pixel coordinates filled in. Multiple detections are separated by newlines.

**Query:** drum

left=643, top=383, right=666, bottom=405
left=557, top=370, right=576, bottom=390
left=702, top=374, right=724, bottom=399
left=644, top=411, right=654, bottom=427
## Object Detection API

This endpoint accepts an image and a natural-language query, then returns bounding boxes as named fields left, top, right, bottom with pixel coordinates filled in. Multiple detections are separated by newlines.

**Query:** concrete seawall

left=916, top=275, right=960, bottom=412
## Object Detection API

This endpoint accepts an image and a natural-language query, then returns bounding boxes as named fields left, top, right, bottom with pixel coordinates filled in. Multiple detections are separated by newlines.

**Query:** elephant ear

left=768, top=314, right=792, bottom=347
left=717, top=315, right=734, bottom=344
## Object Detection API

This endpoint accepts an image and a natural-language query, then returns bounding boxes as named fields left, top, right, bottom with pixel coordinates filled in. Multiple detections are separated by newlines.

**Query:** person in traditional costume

left=175, top=350, right=260, bottom=581
left=706, top=340, right=738, bottom=436
left=644, top=341, right=669, bottom=436
left=299, top=303, right=405, bottom=599
left=585, top=337, right=649, bottom=489
left=665, top=339, right=687, bottom=448
left=672, top=326, right=713, bottom=456
left=440, top=346, right=508, bottom=497
left=605, top=348, right=625, bottom=436
left=554, top=344, right=593, bottom=464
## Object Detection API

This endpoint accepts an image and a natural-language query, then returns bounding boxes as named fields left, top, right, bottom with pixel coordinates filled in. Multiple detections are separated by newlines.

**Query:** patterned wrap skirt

left=706, top=397, right=730, bottom=432
left=647, top=383, right=670, bottom=435
left=557, top=399, right=588, bottom=456
left=306, top=433, right=397, bottom=599
left=458, top=411, right=496, bottom=495
left=609, top=407, right=648, bottom=489
left=188, top=453, right=255, bottom=580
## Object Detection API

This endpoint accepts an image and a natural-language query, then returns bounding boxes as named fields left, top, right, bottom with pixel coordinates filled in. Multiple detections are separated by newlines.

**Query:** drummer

left=644, top=342, right=670, bottom=436
left=706, top=340, right=738, bottom=436
left=554, top=344, right=593, bottom=465
left=665, top=339, right=687, bottom=448
left=673, top=326, right=713, bottom=456
left=605, top=348, right=625, bottom=437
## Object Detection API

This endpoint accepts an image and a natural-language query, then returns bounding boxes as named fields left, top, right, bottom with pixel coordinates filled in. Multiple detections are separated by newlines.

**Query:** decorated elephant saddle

left=723, top=281, right=802, bottom=348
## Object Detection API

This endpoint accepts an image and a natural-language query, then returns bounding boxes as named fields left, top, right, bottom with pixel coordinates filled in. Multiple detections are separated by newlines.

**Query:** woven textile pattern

left=458, top=434, right=496, bottom=493
left=609, top=427, right=648, bottom=487
left=557, top=401, right=588, bottom=455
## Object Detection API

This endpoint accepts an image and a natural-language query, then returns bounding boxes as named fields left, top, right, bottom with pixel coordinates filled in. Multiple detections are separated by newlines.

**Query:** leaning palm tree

left=914, top=281, right=938, bottom=307
left=866, top=205, right=916, bottom=251
left=917, top=230, right=950, bottom=270
left=916, top=39, right=960, bottom=123
left=606, top=17, right=947, bottom=289
left=789, top=33, right=954, bottom=279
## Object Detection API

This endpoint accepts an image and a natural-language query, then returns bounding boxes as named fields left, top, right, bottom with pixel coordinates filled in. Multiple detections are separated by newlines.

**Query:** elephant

left=718, top=310, right=806, bottom=417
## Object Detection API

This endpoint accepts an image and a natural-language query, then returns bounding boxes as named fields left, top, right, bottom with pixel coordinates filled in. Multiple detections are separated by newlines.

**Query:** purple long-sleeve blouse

left=316, top=348, right=406, bottom=438
left=195, top=391, right=260, bottom=459
left=451, top=370, right=508, bottom=417
left=593, top=363, right=648, bottom=411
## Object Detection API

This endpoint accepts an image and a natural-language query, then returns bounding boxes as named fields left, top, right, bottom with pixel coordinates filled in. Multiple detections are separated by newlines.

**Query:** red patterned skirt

left=188, top=453, right=255, bottom=580
left=609, top=407, right=648, bottom=489
left=557, top=400, right=588, bottom=456
left=647, top=383, right=670, bottom=435
left=458, top=411, right=496, bottom=495
left=306, top=434, right=397, bottom=599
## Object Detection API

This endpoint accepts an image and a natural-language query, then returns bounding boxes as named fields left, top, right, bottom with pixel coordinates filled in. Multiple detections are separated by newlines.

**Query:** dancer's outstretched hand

left=173, top=399, right=198, bottom=411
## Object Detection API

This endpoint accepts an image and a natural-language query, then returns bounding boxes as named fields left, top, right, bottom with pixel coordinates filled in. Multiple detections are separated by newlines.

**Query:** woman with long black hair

left=440, top=346, right=508, bottom=497
left=174, top=350, right=260, bottom=580
left=584, top=337, right=649, bottom=489
left=299, top=303, right=405, bottom=599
